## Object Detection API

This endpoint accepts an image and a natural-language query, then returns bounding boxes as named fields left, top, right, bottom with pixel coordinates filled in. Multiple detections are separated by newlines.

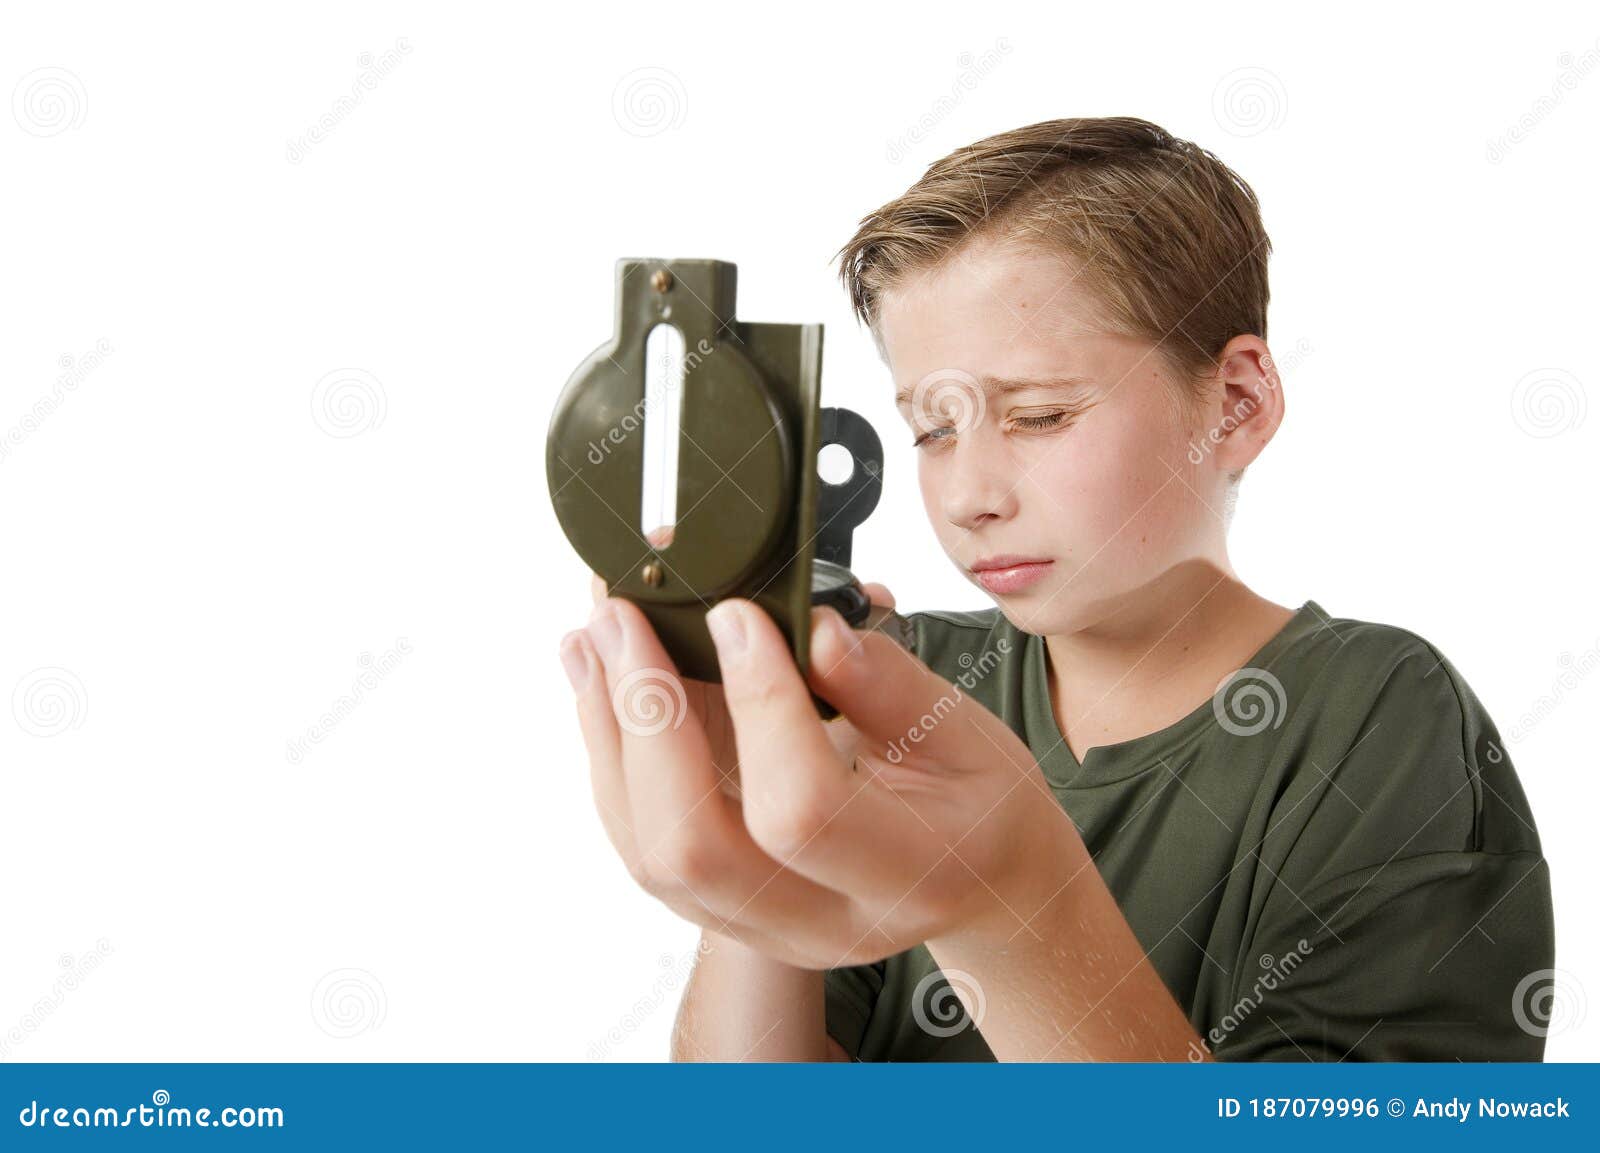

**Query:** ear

left=1195, top=334, right=1284, bottom=473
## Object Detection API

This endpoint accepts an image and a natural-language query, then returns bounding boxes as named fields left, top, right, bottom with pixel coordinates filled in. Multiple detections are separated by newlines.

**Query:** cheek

left=916, top=456, right=952, bottom=538
left=914, top=455, right=934, bottom=512
left=1109, top=470, right=1194, bottom=562
left=1043, top=418, right=1195, bottom=564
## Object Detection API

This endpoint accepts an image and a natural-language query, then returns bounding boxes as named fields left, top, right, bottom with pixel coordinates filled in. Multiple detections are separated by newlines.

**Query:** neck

left=1041, top=565, right=1294, bottom=763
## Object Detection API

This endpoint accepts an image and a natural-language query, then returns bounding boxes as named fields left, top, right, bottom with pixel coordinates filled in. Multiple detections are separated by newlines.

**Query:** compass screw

left=651, top=269, right=673, bottom=293
left=641, top=561, right=664, bottom=587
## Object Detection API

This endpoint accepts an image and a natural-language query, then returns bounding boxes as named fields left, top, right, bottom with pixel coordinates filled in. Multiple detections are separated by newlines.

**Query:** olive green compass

left=546, top=258, right=910, bottom=710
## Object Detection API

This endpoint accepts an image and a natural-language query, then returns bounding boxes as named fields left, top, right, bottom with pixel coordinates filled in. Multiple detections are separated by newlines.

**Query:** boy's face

left=876, top=233, right=1229, bottom=636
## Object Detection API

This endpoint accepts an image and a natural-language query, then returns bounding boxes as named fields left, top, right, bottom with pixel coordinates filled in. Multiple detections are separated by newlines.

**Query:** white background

left=3, top=1, right=1595, bottom=1061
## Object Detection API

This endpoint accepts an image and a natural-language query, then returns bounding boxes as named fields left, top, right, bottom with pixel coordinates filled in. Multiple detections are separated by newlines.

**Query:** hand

left=585, top=574, right=898, bottom=805
left=560, top=585, right=1086, bottom=970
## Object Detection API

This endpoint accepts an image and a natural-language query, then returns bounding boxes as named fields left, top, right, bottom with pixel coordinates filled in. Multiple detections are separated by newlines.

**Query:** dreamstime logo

left=12, top=67, right=87, bottom=137
left=884, top=636, right=1011, bottom=764
left=1487, top=39, right=1600, bottom=163
left=1211, top=67, right=1287, bottom=138
left=1507, top=636, right=1600, bottom=743
left=1266, top=338, right=1316, bottom=378
left=1212, top=667, right=1287, bottom=737
left=1510, top=367, right=1586, bottom=439
left=612, top=67, right=687, bottom=137
left=310, top=968, right=387, bottom=1038
left=587, top=937, right=714, bottom=1060
left=908, top=367, right=986, bottom=443
left=1189, top=939, right=1314, bottom=1058
left=311, top=367, right=387, bottom=438
left=12, top=667, right=88, bottom=737
left=584, top=334, right=715, bottom=466
left=912, top=969, right=985, bottom=1037
left=0, top=938, right=114, bottom=1059
left=286, top=39, right=412, bottom=163
left=885, top=39, right=1013, bottom=164
left=611, top=667, right=689, bottom=737
left=1511, top=967, right=1586, bottom=1039
left=1, top=338, right=115, bottom=465
left=285, top=639, right=413, bottom=763
left=17, top=1089, right=282, bottom=1129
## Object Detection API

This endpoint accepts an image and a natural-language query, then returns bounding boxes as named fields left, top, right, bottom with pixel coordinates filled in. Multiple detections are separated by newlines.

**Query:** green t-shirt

left=824, top=599, right=1555, bottom=1061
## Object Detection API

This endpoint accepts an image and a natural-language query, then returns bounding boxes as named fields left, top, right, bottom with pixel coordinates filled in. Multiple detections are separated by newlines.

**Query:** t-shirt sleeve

left=1209, top=644, right=1555, bottom=1061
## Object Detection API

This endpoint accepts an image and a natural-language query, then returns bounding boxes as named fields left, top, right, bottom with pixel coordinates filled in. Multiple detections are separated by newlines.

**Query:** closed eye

left=911, top=409, right=1078, bottom=448
left=1010, top=411, right=1073, bottom=431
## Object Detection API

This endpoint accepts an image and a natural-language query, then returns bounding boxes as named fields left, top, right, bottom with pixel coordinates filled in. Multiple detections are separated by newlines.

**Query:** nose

left=939, top=433, right=1019, bottom=531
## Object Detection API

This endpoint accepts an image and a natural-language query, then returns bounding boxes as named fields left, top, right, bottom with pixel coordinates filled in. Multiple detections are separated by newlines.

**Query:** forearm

left=928, top=828, right=1212, bottom=1062
left=670, top=929, right=845, bottom=1061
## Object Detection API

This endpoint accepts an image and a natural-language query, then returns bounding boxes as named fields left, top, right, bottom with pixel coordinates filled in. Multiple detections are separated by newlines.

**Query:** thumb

left=704, top=599, right=832, bottom=759
left=706, top=597, right=934, bottom=896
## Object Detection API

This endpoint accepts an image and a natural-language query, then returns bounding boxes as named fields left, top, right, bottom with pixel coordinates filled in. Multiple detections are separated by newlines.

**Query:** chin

left=991, top=590, right=1075, bottom=637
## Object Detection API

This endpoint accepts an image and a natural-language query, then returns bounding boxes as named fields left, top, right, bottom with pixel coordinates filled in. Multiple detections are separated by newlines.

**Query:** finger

left=688, top=680, right=741, bottom=799
left=587, top=597, right=722, bottom=835
left=859, top=581, right=895, bottom=610
left=707, top=599, right=943, bottom=903
left=568, top=609, right=830, bottom=953
left=561, top=628, right=636, bottom=864
left=588, top=596, right=860, bottom=948
left=589, top=572, right=608, bottom=606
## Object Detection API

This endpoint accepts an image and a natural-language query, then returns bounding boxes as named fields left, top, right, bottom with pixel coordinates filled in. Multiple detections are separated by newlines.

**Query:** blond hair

left=835, top=116, right=1272, bottom=403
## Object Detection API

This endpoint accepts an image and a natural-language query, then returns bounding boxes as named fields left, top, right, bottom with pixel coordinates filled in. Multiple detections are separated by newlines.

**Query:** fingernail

left=560, top=631, right=593, bottom=691
left=589, top=601, right=622, bottom=662
left=706, top=602, right=747, bottom=656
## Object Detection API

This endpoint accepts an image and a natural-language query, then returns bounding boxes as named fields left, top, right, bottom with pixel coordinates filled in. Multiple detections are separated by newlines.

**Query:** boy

left=559, top=116, right=1554, bottom=1060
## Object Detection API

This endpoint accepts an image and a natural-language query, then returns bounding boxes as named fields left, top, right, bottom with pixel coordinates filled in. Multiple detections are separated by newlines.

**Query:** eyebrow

left=893, top=374, right=1096, bottom=406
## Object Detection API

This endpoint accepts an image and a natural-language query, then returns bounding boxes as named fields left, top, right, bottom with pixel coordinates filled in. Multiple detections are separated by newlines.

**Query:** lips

left=969, top=555, right=1055, bottom=595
